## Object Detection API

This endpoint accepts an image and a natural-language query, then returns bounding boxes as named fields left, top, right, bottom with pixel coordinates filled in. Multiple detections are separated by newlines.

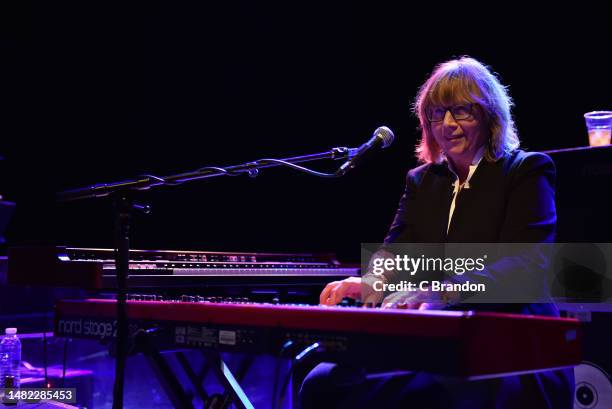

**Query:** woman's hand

left=319, top=277, right=384, bottom=306
left=381, top=289, right=446, bottom=311
left=319, top=277, right=362, bottom=306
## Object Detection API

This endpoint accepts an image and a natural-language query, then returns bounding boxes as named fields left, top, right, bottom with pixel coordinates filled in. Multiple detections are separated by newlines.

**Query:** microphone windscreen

left=374, top=126, right=395, bottom=148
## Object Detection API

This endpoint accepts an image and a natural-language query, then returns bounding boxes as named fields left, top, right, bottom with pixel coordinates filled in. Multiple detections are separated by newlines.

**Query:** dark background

left=1, top=1, right=610, bottom=262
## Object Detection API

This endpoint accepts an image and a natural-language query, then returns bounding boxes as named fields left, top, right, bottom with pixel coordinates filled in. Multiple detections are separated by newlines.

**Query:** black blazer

left=383, top=149, right=558, bottom=315
left=385, top=149, right=557, bottom=244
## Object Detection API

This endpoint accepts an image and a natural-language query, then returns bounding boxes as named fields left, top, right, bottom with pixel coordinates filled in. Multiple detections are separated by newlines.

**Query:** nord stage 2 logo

left=56, top=317, right=117, bottom=341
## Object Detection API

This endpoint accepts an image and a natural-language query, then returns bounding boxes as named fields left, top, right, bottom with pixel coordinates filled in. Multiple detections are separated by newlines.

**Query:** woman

left=303, top=57, right=574, bottom=408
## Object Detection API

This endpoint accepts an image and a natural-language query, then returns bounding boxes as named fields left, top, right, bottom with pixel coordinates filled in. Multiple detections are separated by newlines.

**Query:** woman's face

left=429, top=103, right=490, bottom=166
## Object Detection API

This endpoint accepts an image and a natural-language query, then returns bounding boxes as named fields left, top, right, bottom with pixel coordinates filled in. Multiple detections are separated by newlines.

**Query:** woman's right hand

left=319, top=276, right=383, bottom=306
left=319, top=277, right=362, bottom=306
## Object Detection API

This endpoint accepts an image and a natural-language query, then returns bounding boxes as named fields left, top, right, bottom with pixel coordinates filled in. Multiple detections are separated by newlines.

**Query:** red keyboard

left=54, top=299, right=582, bottom=379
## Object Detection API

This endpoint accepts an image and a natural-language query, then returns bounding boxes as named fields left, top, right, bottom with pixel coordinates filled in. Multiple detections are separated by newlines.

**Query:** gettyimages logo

left=371, top=254, right=487, bottom=276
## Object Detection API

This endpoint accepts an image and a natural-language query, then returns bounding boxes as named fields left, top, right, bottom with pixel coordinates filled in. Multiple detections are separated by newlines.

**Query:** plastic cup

left=584, top=111, right=612, bottom=147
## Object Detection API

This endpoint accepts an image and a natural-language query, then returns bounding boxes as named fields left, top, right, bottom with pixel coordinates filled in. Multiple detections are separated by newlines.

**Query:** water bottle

left=0, top=328, right=21, bottom=389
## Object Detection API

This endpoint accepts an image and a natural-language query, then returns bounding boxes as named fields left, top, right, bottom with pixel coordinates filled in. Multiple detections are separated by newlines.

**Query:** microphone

left=337, top=126, right=395, bottom=176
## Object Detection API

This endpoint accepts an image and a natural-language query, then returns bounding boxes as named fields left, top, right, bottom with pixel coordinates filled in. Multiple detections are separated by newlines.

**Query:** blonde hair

left=413, top=57, right=520, bottom=164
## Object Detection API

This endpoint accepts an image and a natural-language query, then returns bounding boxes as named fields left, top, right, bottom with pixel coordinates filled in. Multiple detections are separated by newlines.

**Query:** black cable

left=271, top=341, right=294, bottom=409
left=253, top=159, right=341, bottom=178
left=137, top=174, right=179, bottom=186
left=199, top=160, right=343, bottom=182
left=195, top=167, right=240, bottom=176
left=276, top=342, right=320, bottom=409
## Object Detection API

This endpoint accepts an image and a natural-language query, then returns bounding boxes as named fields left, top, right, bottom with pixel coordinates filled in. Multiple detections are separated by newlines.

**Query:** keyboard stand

left=203, top=350, right=255, bottom=409
left=136, top=330, right=255, bottom=409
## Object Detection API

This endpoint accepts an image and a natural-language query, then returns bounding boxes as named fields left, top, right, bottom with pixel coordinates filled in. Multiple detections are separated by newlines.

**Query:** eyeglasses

left=426, top=103, right=474, bottom=123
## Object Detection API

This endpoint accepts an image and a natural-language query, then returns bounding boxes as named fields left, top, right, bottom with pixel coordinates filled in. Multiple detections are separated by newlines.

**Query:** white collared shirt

left=446, top=146, right=485, bottom=234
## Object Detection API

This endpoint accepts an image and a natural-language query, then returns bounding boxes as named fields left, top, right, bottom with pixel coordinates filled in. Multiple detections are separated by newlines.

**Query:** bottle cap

left=5, top=328, right=17, bottom=335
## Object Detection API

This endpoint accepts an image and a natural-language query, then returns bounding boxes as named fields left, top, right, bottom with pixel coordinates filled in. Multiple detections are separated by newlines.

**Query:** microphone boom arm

left=57, top=146, right=352, bottom=202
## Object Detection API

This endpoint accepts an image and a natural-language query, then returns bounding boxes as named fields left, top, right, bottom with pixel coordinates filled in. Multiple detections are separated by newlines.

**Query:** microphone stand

left=56, top=146, right=352, bottom=409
